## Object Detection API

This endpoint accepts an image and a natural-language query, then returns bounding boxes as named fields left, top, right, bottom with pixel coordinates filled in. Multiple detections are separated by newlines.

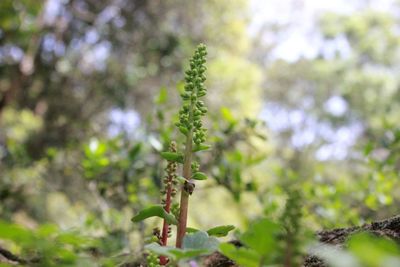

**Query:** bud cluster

left=191, top=161, right=200, bottom=173
left=176, top=44, right=208, bottom=146
left=161, top=142, right=178, bottom=205
left=146, top=251, right=161, bottom=267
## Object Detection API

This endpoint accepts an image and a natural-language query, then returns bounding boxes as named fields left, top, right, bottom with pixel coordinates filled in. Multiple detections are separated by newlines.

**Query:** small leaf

left=219, top=243, right=260, bottom=267
left=246, top=154, right=267, bottom=166
left=207, top=225, right=235, bottom=237
left=241, top=218, right=282, bottom=255
left=193, top=144, right=211, bottom=152
left=129, top=143, right=142, bottom=161
left=363, top=142, right=374, bottom=156
left=176, top=175, right=187, bottom=184
left=192, top=172, right=207, bottom=180
left=155, top=87, right=168, bottom=104
left=186, top=227, right=200, bottom=233
left=131, top=205, right=178, bottom=225
left=160, top=152, right=184, bottom=163
left=220, top=107, right=237, bottom=124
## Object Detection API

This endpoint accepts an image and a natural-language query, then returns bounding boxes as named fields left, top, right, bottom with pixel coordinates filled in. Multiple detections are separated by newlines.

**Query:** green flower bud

left=179, top=126, right=188, bottom=135
left=181, top=93, right=190, bottom=100
left=196, top=100, right=204, bottom=107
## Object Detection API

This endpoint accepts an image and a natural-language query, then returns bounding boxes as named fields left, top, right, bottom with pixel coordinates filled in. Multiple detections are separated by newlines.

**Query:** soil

left=203, top=215, right=400, bottom=267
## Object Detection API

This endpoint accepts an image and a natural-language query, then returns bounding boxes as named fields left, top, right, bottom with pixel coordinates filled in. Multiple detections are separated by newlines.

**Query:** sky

left=249, top=0, right=396, bottom=61
left=249, top=0, right=377, bottom=160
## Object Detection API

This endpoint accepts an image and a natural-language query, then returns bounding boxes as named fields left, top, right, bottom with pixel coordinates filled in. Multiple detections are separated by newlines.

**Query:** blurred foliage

left=259, top=2, right=400, bottom=228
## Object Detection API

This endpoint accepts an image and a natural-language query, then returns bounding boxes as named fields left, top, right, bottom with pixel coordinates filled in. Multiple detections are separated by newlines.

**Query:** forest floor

left=1, top=215, right=399, bottom=266
left=204, top=215, right=400, bottom=267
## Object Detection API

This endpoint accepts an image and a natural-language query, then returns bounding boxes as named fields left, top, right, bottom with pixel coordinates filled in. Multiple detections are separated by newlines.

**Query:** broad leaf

left=176, top=175, right=187, bottom=184
left=193, top=144, right=211, bottom=152
left=240, top=218, right=282, bottom=255
left=160, top=152, right=184, bottom=163
left=207, top=225, right=235, bottom=237
left=186, top=227, right=200, bottom=233
left=131, top=205, right=178, bottom=225
left=219, top=243, right=261, bottom=267
left=192, top=172, right=208, bottom=180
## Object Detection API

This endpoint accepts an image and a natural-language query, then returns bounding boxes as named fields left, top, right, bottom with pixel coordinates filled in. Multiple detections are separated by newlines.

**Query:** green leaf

left=246, top=154, right=267, bottom=166
left=240, top=218, right=282, bottom=255
left=131, top=205, right=178, bottom=225
left=186, top=227, right=200, bottom=233
left=129, top=143, right=142, bottom=161
left=193, top=144, right=211, bottom=152
left=56, top=232, right=91, bottom=247
left=155, top=87, right=168, bottom=104
left=220, top=107, right=237, bottom=124
left=0, top=221, right=34, bottom=244
left=347, top=233, right=400, bottom=266
left=176, top=175, right=187, bottom=184
left=207, top=225, right=235, bottom=237
left=363, top=142, right=374, bottom=156
left=36, top=224, right=59, bottom=238
left=56, top=248, right=77, bottom=263
left=160, top=152, right=184, bottom=163
left=192, top=172, right=208, bottom=180
left=219, top=243, right=261, bottom=267
left=183, top=231, right=219, bottom=251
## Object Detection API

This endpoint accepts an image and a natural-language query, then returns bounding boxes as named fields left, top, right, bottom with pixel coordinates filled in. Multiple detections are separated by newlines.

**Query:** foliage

left=131, top=205, right=178, bottom=225
left=220, top=218, right=282, bottom=267
left=312, top=233, right=400, bottom=267
left=0, top=221, right=98, bottom=266
left=220, top=188, right=310, bottom=267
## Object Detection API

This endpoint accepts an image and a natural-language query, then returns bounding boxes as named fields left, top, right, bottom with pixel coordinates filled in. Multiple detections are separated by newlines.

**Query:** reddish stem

left=161, top=185, right=172, bottom=246
left=160, top=164, right=174, bottom=265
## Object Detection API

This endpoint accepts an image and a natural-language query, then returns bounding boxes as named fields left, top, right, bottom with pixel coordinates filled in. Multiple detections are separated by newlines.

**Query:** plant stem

left=159, top=177, right=173, bottom=265
left=161, top=183, right=172, bottom=245
left=161, top=189, right=172, bottom=246
left=176, top=131, right=193, bottom=248
left=160, top=142, right=178, bottom=265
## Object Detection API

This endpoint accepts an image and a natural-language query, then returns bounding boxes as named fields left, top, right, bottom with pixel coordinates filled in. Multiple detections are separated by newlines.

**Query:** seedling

left=131, top=44, right=234, bottom=265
